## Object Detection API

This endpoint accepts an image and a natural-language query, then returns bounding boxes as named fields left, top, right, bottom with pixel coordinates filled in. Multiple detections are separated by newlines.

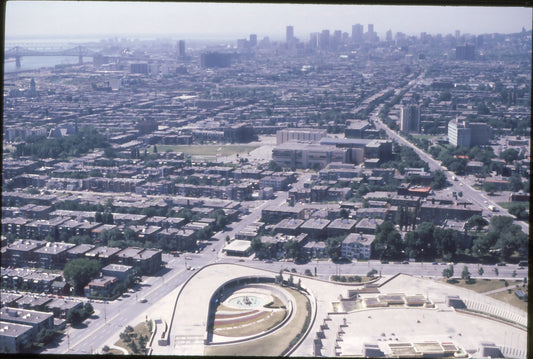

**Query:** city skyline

left=5, top=2, right=533, bottom=41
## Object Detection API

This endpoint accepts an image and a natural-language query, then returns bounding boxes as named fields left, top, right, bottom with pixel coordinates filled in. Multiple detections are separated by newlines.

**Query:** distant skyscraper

left=400, top=104, right=421, bottom=134
left=333, top=30, right=342, bottom=50
left=178, top=40, right=186, bottom=58
left=249, top=34, right=257, bottom=47
left=367, top=24, right=376, bottom=42
left=386, top=29, right=392, bottom=42
left=309, top=32, right=318, bottom=49
left=456, top=44, right=475, bottom=60
left=286, top=26, right=294, bottom=45
left=319, top=29, right=330, bottom=50
left=455, top=30, right=461, bottom=41
left=352, top=24, right=363, bottom=43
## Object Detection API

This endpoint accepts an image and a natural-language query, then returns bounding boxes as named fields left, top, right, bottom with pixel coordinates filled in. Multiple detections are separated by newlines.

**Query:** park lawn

left=441, top=278, right=523, bottom=293
left=214, top=309, right=287, bottom=337
left=115, top=320, right=152, bottom=354
left=205, top=287, right=310, bottom=356
left=157, top=144, right=259, bottom=157
left=489, top=286, right=528, bottom=312
left=106, top=348, right=124, bottom=355
left=497, top=202, right=514, bottom=209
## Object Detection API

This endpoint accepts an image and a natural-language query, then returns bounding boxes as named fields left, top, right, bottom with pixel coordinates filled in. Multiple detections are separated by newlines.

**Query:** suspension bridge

left=4, top=45, right=100, bottom=68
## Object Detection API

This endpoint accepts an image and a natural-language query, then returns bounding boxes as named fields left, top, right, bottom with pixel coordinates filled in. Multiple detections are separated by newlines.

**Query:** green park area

left=205, top=287, right=311, bottom=356
left=156, top=144, right=259, bottom=158
left=442, top=278, right=528, bottom=312
left=112, top=320, right=153, bottom=355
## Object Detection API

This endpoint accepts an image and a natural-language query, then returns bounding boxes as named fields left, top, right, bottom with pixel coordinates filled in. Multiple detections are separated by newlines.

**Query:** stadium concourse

left=147, top=264, right=527, bottom=358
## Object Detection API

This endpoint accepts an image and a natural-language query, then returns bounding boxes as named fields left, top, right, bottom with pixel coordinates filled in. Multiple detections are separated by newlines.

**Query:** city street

left=372, top=104, right=529, bottom=235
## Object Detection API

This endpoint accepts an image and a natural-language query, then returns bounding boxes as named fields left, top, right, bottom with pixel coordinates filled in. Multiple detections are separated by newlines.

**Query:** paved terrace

left=151, top=264, right=279, bottom=355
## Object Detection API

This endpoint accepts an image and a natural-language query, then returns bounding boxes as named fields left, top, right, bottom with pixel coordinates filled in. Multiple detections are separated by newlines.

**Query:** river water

left=4, top=56, right=94, bottom=73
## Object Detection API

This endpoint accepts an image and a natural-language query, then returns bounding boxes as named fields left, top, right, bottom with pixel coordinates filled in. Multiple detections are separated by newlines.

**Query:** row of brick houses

left=2, top=239, right=162, bottom=275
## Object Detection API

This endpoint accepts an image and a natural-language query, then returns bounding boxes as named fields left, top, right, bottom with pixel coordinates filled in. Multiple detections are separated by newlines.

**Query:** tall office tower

left=367, top=24, right=376, bottom=42
left=448, top=119, right=471, bottom=147
left=333, top=30, right=342, bottom=50
left=286, top=26, right=294, bottom=45
left=456, top=44, right=475, bottom=60
left=400, top=104, right=421, bottom=133
left=352, top=24, right=364, bottom=43
left=386, top=29, right=393, bottom=42
left=309, top=32, right=318, bottom=49
left=319, top=29, right=330, bottom=50
left=249, top=34, right=257, bottom=47
left=178, top=40, right=186, bottom=58
left=455, top=30, right=461, bottom=41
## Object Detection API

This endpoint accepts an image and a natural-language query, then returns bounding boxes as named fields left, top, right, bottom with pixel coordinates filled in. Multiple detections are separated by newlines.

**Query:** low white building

left=341, top=233, right=375, bottom=259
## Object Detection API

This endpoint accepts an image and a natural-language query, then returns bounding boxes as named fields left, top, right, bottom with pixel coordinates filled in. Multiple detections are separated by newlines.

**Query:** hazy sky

left=5, top=1, right=532, bottom=40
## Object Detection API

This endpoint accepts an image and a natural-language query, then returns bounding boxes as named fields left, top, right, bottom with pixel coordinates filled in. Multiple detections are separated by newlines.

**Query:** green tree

left=367, top=269, right=378, bottom=277
left=500, top=148, right=518, bottom=164
left=36, top=328, right=56, bottom=345
left=442, top=264, right=454, bottom=279
left=66, top=307, right=83, bottom=324
left=283, top=240, right=300, bottom=260
left=326, top=236, right=344, bottom=261
left=431, top=170, right=447, bottom=190
left=339, top=208, right=349, bottom=219
left=507, top=202, right=529, bottom=221
left=461, top=266, right=471, bottom=280
left=84, top=302, right=94, bottom=317
left=95, top=212, right=103, bottom=223
left=466, top=215, right=489, bottom=232
left=508, top=174, right=523, bottom=192
left=372, top=221, right=404, bottom=260
left=483, top=181, right=497, bottom=195
left=63, top=258, right=102, bottom=295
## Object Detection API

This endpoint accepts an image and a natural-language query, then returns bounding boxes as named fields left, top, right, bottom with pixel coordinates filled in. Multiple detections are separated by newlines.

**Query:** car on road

left=381, top=260, right=389, bottom=264
left=402, top=261, right=409, bottom=264
left=432, top=262, right=438, bottom=265
left=139, top=298, right=147, bottom=303
left=496, top=262, right=506, bottom=266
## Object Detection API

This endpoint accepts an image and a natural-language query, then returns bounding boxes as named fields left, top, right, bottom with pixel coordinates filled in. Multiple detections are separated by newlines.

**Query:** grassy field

left=106, top=348, right=124, bottom=355
left=205, top=287, right=311, bottom=356
left=442, top=278, right=523, bottom=293
left=441, top=278, right=528, bottom=312
left=489, top=287, right=528, bottom=312
left=157, top=144, right=259, bottom=157
left=214, top=310, right=287, bottom=337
